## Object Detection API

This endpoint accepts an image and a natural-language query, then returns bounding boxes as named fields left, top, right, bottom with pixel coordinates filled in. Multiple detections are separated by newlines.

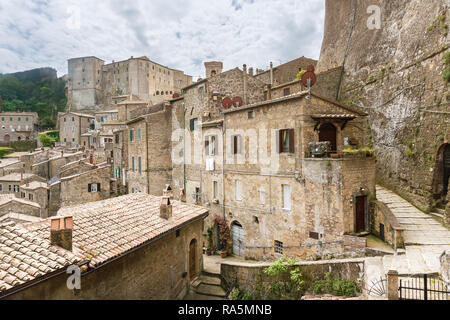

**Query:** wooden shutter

left=289, top=129, right=295, bottom=153
left=214, top=135, right=218, bottom=155
left=277, top=130, right=282, bottom=153
left=233, top=136, right=238, bottom=154
left=97, top=183, right=101, bottom=191
left=88, top=184, right=91, bottom=192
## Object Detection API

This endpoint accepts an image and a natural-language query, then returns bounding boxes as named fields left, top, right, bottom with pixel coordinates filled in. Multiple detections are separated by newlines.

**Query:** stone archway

left=432, top=143, right=450, bottom=204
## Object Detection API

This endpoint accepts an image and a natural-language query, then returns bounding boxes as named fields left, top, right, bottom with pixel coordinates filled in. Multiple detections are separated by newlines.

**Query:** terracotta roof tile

left=23, top=194, right=208, bottom=268
left=0, top=223, right=79, bottom=294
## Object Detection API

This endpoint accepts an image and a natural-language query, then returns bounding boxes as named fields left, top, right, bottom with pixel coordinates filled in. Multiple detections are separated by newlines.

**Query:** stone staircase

left=184, top=272, right=227, bottom=300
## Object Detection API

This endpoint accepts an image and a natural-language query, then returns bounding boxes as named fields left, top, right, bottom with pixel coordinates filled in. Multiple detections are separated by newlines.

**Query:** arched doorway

left=432, top=144, right=450, bottom=203
left=231, top=221, right=244, bottom=257
left=189, top=239, right=198, bottom=279
left=319, top=123, right=337, bottom=153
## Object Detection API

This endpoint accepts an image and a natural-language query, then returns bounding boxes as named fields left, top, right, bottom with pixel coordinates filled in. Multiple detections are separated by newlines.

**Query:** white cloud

left=0, top=0, right=325, bottom=78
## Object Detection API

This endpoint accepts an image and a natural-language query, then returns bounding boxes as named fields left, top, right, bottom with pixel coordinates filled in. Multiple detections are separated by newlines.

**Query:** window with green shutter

left=132, top=156, right=135, bottom=171
left=26, top=117, right=29, bottom=121
left=18, top=117, right=21, bottom=121
left=130, top=129, right=134, bottom=142
left=138, top=157, right=142, bottom=173
left=1, top=117, right=4, bottom=121
left=137, top=128, right=141, bottom=140
left=189, top=118, right=198, bottom=131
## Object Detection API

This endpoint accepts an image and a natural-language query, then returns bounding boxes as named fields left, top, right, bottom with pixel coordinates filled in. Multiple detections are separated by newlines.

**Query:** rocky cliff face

left=317, top=0, right=450, bottom=210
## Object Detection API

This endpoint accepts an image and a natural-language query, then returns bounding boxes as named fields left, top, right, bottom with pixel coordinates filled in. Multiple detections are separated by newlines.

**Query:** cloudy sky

left=0, top=0, right=325, bottom=79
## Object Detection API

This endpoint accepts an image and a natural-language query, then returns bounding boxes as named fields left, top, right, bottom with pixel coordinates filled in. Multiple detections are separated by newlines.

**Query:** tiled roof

left=23, top=194, right=208, bottom=267
left=19, top=181, right=49, bottom=190
left=0, top=194, right=41, bottom=209
left=0, top=222, right=79, bottom=294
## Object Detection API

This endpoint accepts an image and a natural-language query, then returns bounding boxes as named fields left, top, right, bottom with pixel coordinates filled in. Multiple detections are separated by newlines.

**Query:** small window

left=283, top=87, right=291, bottom=96
left=115, top=134, right=119, bottom=144
left=235, top=180, right=242, bottom=201
left=100, top=116, right=104, bottom=122
left=189, top=118, right=198, bottom=131
left=130, top=129, right=134, bottom=142
left=248, top=111, right=254, bottom=119
left=21, top=192, right=25, bottom=198
left=176, top=229, right=180, bottom=237
left=278, top=129, right=295, bottom=153
left=29, top=194, right=33, bottom=201
left=88, top=183, right=100, bottom=192
left=282, top=184, right=291, bottom=211
left=18, top=117, right=21, bottom=122
left=131, top=156, right=135, bottom=172
left=25, top=117, right=29, bottom=121
left=14, top=185, right=19, bottom=192
left=259, top=186, right=266, bottom=204
left=274, top=240, right=283, bottom=254
left=8, top=185, right=12, bottom=192
left=137, top=128, right=141, bottom=140
left=138, top=156, right=142, bottom=174
left=0, top=184, right=2, bottom=191
left=205, top=135, right=218, bottom=156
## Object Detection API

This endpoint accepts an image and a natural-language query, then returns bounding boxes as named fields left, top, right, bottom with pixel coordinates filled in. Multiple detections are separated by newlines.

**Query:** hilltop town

left=0, top=0, right=449, bottom=301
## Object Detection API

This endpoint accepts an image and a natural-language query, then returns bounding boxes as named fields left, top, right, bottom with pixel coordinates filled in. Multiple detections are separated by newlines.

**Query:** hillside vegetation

left=0, top=68, right=67, bottom=129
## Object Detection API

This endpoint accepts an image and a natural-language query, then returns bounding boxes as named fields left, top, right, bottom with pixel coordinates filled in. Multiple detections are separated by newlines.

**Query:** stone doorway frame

left=352, top=189, right=370, bottom=233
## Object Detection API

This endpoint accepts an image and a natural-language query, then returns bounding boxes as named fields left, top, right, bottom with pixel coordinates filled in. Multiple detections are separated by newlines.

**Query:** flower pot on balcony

left=330, top=153, right=343, bottom=158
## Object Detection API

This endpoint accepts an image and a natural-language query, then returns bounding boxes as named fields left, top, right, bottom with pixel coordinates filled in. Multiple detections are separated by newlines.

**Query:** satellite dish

left=301, top=65, right=317, bottom=88
left=222, top=97, right=233, bottom=109
left=232, top=97, right=243, bottom=108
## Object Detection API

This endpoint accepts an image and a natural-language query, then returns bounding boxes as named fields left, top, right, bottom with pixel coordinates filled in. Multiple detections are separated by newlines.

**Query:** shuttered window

left=131, top=156, right=135, bottom=172
left=130, top=129, right=134, bottom=142
left=283, top=87, right=291, bottom=96
left=205, top=135, right=218, bottom=156
left=232, top=135, right=242, bottom=155
left=137, top=128, right=141, bottom=140
left=190, top=118, right=197, bottom=131
left=138, top=156, right=142, bottom=173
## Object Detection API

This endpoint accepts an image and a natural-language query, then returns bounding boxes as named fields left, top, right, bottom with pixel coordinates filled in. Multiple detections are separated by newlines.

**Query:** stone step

left=184, top=289, right=225, bottom=300
left=196, top=275, right=222, bottom=287
left=194, top=283, right=227, bottom=298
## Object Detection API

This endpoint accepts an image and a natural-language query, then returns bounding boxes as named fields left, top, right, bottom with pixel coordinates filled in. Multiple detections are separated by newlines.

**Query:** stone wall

left=5, top=219, right=204, bottom=300
left=372, top=200, right=405, bottom=249
left=440, top=250, right=450, bottom=285
left=59, top=165, right=111, bottom=207
left=220, top=258, right=365, bottom=294
left=0, top=200, right=41, bottom=219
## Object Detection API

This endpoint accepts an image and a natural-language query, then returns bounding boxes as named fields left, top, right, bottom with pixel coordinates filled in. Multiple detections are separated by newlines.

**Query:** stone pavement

left=365, top=186, right=450, bottom=299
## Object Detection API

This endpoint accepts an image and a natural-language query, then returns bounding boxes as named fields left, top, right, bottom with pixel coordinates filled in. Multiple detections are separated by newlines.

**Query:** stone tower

left=204, top=61, right=223, bottom=78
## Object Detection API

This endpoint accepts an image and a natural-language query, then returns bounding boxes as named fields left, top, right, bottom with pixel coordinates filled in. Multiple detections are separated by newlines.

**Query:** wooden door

left=319, top=123, right=337, bottom=153
left=189, top=239, right=197, bottom=279
left=355, top=196, right=366, bottom=233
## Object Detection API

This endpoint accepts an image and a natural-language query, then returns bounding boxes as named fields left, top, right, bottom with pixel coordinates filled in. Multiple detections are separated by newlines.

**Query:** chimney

left=243, top=64, right=248, bottom=105
left=248, top=67, right=254, bottom=76
left=50, top=216, right=73, bottom=251
left=160, top=196, right=172, bottom=219
left=163, top=184, right=173, bottom=199
left=270, top=62, right=274, bottom=86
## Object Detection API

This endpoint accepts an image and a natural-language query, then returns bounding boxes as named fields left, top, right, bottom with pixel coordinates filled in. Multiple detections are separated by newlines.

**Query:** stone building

left=200, top=91, right=375, bottom=260
left=125, top=102, right=173, bottom=195
left=253, top=56, right=318, bottom=86
left=0, top=112, right=39, bottom=142
left=0, top=173, right=46, bottom=195
left=94, top=110, right=118, bottom=130
left=58, top=112, right=95, bottom=147
left=18, top=181, right=49, bottom=218
left=66, top=56, right=192, bottom=112
left=170, top=64, right=266, bottom=207
left=0, top=194, right=208, bottom=300
left=0, top=194, right=42, bottom=224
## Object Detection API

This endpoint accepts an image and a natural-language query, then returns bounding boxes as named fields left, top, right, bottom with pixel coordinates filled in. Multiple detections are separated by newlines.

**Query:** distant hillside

left=0, top=67, right=66, bottom=129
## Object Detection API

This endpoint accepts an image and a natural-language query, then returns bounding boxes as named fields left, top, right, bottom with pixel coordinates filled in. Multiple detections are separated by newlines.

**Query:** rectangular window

left=88, top=183, right=100, bottom=192
left=189, top=118, right=198, bottom=131
left=138, top=157, right=142, bottom=173
left=232, top=135, right=242, bottom=155
left=100, top=116, right=104, bottom=122
left=14, top=185, right=19, bottom=192
left=264, top=91, right=268, bottom=101
left=26, top=117, right=29, bottom=121
left=248, top=111, right=254, bottom=119
left=213, top=181, right=218, bottom=199
left=130, top=129, right=134, bottom=142
left=283, top=87, right=291, bottom=96
left=115, top=134, right=119, bottom=144
left=0, top=184, right=2, bottom=191
left=274, top=240, right=283, bottom=254
left=235, top=180, right=242, bottom=201
left=21, top=192, right=25, bottom=198
left=29, top=194, right=33, bottom=201
left=282, top=184, right=291, bottom=211
left=18, top=117, right=21, bottom=122
left=132, top=156, right=135, bottom=172
left=278, top=129, right=295, bottom=153
left=8, top=185, right=12, bottom=192
left=137, top=128, right=141, bottom=140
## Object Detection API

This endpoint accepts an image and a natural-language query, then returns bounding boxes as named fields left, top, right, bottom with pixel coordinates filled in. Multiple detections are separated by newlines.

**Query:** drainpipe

left=182, top=103, right=186, bottom=194
left=270, top=62, right=274, bottom=86
left=146, top=120, right=149, bottom=194
left=222, top=120, right=226, bottom=219
left=243, top=64, right=248, bottom=105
